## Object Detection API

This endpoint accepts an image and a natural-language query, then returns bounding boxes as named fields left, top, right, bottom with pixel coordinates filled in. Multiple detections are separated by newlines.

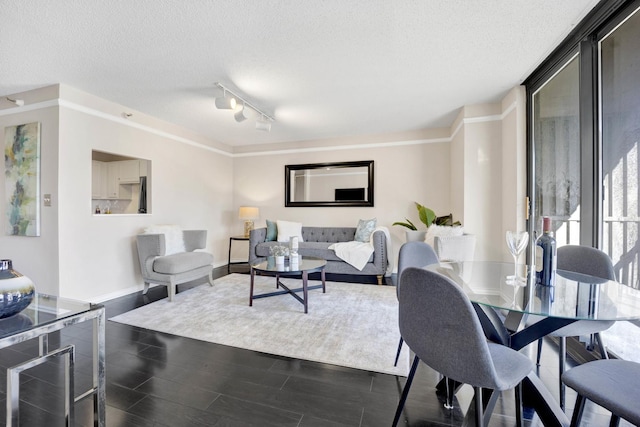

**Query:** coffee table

left=250, top=256, right=327, bottom=313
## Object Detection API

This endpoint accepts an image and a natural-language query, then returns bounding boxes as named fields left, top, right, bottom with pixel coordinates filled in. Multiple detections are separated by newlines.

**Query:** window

left=526, top=0, right=640, bottom=361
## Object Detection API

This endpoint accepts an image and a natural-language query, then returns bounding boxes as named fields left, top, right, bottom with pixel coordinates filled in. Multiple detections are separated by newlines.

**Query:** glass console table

left=0, top=293, right=105, bottom=427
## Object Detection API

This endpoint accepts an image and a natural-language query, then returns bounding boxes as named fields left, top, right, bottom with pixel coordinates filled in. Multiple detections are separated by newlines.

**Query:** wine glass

left=505, top=231, right=529, bottom=287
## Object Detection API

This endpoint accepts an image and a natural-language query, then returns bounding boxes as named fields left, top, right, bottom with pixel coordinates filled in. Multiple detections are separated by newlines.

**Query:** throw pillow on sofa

left=265, top=220, right=278, bottom=241
left=277, top=220, right=304, bottom=243
left=355, top=218, right=377, bottom=242
left=144, top=224, right=186, bottom=255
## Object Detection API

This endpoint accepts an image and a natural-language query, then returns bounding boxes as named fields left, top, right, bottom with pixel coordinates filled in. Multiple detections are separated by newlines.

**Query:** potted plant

left=393, top=202, right=460, bottom=242
left=270, top=245, right=289, bottom=264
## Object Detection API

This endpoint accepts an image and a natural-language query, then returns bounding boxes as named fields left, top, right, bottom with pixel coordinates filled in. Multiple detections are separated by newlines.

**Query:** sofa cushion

left=144, top=224, right=185, bottom=255
left=153, top=251, right=214, bottom=274
left=277, top=220, right=304, bottom=242
left=255, top=241, right=373, bottom=263
left=355, top=218, right=377, bottom=242
left=265, top=220, right=277, bottom=241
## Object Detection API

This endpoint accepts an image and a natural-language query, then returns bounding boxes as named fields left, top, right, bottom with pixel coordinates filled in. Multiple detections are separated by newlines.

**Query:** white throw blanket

left=329, top=226, right=393, bottom=273
left=329, top=241, right=374, bottom=271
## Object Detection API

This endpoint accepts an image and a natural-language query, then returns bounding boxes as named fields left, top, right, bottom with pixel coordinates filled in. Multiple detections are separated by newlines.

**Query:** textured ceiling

left=0, top=0, right=599, bottom=147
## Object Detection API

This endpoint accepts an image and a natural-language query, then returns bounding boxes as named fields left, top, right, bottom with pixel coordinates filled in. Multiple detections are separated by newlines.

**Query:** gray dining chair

left=535, top=245, right=616, bottom=409
left=562, top=359, right=640, bottom=426
left=393, top=241, right=439, bottom=367
left=392, top=268, right=533, bottom=427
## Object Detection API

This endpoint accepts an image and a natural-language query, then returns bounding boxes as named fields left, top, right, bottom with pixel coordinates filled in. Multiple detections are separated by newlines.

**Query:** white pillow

left=276, top=220, right=304, bottom=243
left=144, top=225, right=186, bottom=255
left=425, top=224, right=464, bottom=247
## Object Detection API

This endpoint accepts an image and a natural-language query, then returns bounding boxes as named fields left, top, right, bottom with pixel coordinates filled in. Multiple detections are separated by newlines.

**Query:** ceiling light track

left=214, top=82, right=274, bottom=131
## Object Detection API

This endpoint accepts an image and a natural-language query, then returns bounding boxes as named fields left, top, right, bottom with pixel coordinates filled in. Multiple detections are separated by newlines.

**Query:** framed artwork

left=4, top=122, right=41, bottom=236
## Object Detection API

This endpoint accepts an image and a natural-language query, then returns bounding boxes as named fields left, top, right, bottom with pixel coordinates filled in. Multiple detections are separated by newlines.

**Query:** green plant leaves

left=416, top=203, right=436, bottom=228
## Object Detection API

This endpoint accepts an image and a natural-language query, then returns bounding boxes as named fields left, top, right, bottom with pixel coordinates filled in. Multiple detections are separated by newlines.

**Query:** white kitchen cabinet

left=106, top=162, right=120, bottom=199
left=91, top=160, right=107, bottom=198
left=118, top=160, right=140, bottom=184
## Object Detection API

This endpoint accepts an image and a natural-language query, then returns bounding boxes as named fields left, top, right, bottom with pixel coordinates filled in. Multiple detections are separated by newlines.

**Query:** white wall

left=0, top=86, right=60, bottom=295
left=233, top=135, right=451, bottom=271
left=0, top=85, right=235, bottom=302
left=0, top=83, right=527, bottom=301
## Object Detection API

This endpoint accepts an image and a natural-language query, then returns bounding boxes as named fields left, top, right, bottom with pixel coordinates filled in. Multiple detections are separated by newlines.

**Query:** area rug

left=110, top=273, right=409, bottom=376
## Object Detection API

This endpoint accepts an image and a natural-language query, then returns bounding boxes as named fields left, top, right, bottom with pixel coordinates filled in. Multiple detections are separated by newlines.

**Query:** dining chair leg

left=536, top=338, right=543, bottom=366
left=392, top=355, right=420, bottom=427
left=609, top=414, right=621, bottom=427
left=595, top=332, right=609, bottom=359
left=559, top=336, right=566, bottom=410
left=394, top=337, right=404, bottom=367
left=474, top=386, right=483, bottom=427
left=515, top=383, right=523, bottom=427
left=444, top=377, right=455, bottom=409
left=569, top=394, right=586, bottom=427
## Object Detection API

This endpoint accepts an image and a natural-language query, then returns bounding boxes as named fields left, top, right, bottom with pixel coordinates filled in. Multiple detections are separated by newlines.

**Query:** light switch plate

left=44, top=194, right=51, bottom=206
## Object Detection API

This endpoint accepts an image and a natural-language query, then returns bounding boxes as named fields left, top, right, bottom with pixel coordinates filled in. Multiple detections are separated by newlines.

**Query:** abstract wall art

left=4, top=122, right=41, bottom=236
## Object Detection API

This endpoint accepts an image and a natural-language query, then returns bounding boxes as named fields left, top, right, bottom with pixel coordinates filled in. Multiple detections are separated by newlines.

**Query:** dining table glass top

left=426, top=261, right=640, bottom=322
left=0, top=293, right=94, bottom=341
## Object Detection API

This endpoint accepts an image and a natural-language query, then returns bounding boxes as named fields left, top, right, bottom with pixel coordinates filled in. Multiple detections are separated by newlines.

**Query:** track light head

left=214, top=93, right=236, bottom=110
left=6, top=97, right=24, bottom=107
left=256, top=117, right=272, bottom=132
left=234, top=104, right=255, bottom=122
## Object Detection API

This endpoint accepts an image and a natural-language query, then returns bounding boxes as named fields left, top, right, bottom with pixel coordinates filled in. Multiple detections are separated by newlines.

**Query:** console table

left=0, top=294, right=105, bottom=427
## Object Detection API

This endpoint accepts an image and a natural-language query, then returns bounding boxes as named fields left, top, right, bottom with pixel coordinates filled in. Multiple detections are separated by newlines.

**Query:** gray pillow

left=355, top=218, right=377, bottom=242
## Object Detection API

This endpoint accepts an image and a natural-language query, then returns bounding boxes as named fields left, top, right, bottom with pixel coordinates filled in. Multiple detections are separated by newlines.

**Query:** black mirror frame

left=285, top=160, right=374, bottom=207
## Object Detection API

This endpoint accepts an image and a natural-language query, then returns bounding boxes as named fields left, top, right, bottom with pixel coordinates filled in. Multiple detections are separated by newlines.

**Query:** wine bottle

left=535, top=217, right=557, bottom=287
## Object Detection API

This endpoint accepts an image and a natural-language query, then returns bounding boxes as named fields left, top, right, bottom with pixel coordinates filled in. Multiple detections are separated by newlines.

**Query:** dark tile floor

left=0, top=265, right=631, bottom=426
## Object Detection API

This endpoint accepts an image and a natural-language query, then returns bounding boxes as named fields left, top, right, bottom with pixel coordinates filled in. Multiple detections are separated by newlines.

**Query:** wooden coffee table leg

left=249, top=267, right=255, bottom=306
left=321, top=268, right=326, bottom=293
left=302, top=271, right=309, bottom=314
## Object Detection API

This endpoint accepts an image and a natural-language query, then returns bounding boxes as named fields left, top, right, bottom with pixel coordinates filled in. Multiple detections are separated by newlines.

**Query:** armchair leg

left=168, top=284, right=176, bottom=302
left=207, top=269, right=215, bottom=287
left=143, top=282, right=150, bottom=295
left=377, top=275, right=383, bottom=285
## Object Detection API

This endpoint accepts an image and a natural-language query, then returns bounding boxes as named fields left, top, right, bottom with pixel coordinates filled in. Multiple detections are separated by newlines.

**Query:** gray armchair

left=136, top=229, right=214, bottom=301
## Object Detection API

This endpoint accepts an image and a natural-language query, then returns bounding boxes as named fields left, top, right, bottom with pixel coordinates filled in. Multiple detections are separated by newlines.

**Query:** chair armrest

left=136, top=234, right=166, bottom=279
left=183, top=230, right=207, bottom=251
left=371, top=230, right=388, bottom=271
left=249, top=228, right=267, bottom=265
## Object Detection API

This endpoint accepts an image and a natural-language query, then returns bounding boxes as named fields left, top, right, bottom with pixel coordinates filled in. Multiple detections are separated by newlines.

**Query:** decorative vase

left=275, top=255, right=285, bottom=265
left=405, top=230, right=427, bottom=242
left=0, top=259, right=35, bottom=319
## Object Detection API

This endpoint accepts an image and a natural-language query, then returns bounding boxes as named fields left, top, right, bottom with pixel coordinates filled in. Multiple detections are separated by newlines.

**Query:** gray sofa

left=249, top=226, right=388, bottom=284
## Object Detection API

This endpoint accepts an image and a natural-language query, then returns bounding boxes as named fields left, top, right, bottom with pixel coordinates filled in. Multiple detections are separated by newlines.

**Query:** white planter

left=275, top=255, right=285, bottom=265
left=405, top=230, right=427, bottom=242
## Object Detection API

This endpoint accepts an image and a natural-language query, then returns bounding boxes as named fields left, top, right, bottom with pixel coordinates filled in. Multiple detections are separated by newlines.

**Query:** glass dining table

left=425, top=261, right=640, bottom=426
left=0, top=293, right=105, bottom=427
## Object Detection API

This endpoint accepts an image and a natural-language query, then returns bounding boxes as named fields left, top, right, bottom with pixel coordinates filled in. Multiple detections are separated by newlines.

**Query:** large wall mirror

left=285, top=160, right=374, bottom=207
left=91, top=150, right=151, bottom=215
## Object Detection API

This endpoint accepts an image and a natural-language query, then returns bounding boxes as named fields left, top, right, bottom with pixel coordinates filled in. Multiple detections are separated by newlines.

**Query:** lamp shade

left=238, top=206, right=259, bottom=220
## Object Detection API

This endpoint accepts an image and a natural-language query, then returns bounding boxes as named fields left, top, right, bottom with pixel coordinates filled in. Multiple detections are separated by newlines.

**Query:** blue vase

left=0, top=259, right=35, bottom=318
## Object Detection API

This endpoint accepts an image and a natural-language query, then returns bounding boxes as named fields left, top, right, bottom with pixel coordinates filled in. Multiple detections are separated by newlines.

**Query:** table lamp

left=239, top=206, right=259, bottom=237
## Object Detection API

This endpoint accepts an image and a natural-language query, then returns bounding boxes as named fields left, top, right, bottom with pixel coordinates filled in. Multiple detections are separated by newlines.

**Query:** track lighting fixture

left=6, top=97, right=24, bottom=107
left=214, top=82, right=274, bottom=131
left=256, top=116, right=272, bottom=132
left=234, top=103, right=254, bottom=122
left=214, top=90, right=237, bottom=109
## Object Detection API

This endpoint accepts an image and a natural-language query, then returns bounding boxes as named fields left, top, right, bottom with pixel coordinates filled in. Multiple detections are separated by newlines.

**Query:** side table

left=228, top=235, right=250, bottom=273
